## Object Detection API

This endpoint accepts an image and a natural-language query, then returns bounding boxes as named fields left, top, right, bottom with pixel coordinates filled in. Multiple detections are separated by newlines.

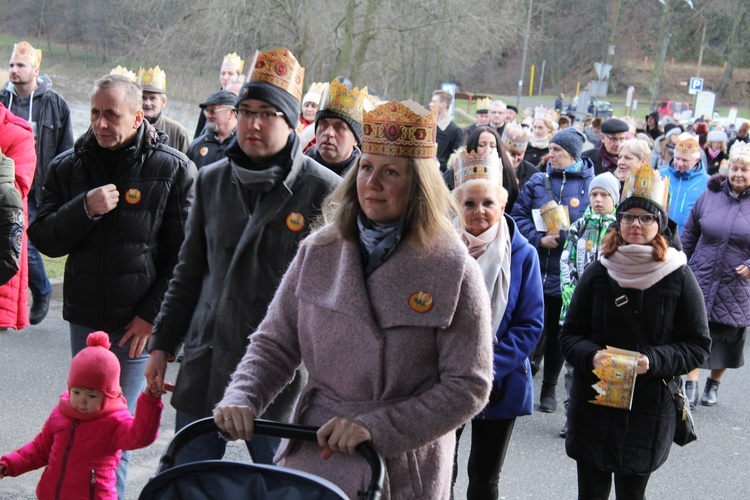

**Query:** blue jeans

left=174, top=410, right=280, bottom=466
left=70, top=323, right=149, bottom=500
left=27, top=195, right=51, bottom=300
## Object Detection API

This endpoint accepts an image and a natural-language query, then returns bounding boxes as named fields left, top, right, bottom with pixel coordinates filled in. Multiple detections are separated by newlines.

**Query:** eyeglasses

left=235, top=109, right=285, bottom=121
left=202, top=106, right=232, bottom=117
left=605, top=134, right=628, bottom=143
left=618, top=212, right=658, bottom=225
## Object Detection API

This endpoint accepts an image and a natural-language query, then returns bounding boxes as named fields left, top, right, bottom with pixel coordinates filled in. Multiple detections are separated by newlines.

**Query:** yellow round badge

left=408, top=291, right=434, bottom=313
left=199, top=147, right=209, bottom=157
left=286, top=212, right=305, bottom=232
left=570, top=197, right=580, bottom=208
left=585, top=239, right=594, bottom=250
left=125, top=189, right=141, bottom=205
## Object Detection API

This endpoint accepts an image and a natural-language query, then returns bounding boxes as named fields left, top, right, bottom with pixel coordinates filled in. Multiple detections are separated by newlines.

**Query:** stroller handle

left=158, top=417, right=385, bottom=500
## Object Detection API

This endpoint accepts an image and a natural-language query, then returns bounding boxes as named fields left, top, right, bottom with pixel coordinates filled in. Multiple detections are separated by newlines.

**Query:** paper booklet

left=590, top=346, right=639, bottom=410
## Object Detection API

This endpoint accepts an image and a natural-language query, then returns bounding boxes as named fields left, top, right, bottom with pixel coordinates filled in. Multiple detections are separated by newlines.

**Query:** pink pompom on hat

left=68, top=332, right=121, bottom=399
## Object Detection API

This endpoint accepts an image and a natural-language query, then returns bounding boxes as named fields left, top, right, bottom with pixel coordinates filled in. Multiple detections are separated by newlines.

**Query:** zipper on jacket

left=90, top=469, right=95, bottom=500
left=55, top=420, right=79, bottom=500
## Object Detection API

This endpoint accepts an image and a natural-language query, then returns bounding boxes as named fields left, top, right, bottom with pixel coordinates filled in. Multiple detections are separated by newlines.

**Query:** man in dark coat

left=582, top=118, right=630, bottom=175
left=187, top=90, right=237, bottom=169
left=145, top=48, right=340, bottom=466
left=28, top=74, right=196, bottom=497
left=430, top=89, right=464, bottom=172
left=1, top=41, right=74, bottom=325
left=305, top=78, right=367, bottom=176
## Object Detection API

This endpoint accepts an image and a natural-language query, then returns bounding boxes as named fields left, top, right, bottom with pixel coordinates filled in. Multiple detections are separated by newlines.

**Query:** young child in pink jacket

left=0, top=332, right=165, bottom=499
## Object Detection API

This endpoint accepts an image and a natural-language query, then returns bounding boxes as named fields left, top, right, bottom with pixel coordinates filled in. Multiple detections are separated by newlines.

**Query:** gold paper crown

left=621, top=163, right=670, bottom=208
left=673, top=132, right=699, bottom=156
left=729, top=140, right=750, bottom=160
left=11, top=41, right=41, bottom=67
left=319, top=78, right=369, bottom=124
left=110, top=66, right=137, bottom=83
left=362, top=100, right=437, bottom=159
left=137, top=66, right=167, bottom=93
left=303, top=82, right=327, bottom=104
left=502, top=124, right=530, bottom=151
left=454, top=149, right=503, bottom=188
left=475, top=97, right=492, bottom=111
left=222, top=52, right=244, bottom=73
left=247, top=48, right=305, bottom=102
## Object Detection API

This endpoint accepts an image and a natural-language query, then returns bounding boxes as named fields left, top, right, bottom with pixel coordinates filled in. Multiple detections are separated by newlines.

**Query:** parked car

left=656, top=100, right=692, bottom=120
left=587, top=99, right=613, bottom=118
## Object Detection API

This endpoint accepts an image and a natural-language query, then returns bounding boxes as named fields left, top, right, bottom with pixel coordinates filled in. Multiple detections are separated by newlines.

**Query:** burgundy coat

left=682, top=174, right=750, bottom=327
left=220, top=225, right=493, bottom=499
left=0, top=104, right=35, bottom=329
left=0, top=392, right=162, bottom=499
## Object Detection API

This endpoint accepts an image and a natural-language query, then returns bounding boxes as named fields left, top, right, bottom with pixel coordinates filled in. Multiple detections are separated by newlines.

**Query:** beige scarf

left=601, top=244, right=687, bottom=290
left=464, top=218, right=512, bottom=336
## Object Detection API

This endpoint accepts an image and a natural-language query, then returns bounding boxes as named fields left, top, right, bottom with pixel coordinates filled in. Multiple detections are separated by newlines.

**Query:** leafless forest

left=0, top=0, right=747, bottom=103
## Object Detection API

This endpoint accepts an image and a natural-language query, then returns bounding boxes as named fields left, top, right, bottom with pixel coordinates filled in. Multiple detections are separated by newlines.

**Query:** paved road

left=1, top=292, right=749, bottom=499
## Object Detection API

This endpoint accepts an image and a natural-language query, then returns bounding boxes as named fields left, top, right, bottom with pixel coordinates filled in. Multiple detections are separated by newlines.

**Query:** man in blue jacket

left=659, top=132, right=709, bottom=235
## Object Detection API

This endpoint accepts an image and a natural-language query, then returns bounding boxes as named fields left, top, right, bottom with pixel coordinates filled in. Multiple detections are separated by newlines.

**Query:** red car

left=656, top=100, right=692, bottom=119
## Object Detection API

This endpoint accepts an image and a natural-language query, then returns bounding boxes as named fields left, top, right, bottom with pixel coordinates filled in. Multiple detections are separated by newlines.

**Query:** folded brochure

left=590, top=346, right=639, bottom=410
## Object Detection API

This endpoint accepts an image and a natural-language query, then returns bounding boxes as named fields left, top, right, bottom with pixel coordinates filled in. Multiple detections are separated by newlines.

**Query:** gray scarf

left=357, top=212, right=405, bottom=278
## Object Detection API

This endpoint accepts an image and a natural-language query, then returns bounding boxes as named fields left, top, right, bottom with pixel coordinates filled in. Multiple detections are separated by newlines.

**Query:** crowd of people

left=0, top=40, right=748, bottom=499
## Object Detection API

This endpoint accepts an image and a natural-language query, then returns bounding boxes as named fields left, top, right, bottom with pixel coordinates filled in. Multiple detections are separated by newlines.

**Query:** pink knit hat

left=68, top=332, right=121, bottom=399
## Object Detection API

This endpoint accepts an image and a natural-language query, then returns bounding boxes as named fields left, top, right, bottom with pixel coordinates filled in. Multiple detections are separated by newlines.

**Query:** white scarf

left=601, top=244, right=687, bottom=290
left=464, top=218, right=512, bottom=336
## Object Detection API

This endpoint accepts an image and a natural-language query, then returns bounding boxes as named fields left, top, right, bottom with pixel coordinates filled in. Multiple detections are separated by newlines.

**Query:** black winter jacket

left=559, top=261, right=710, bottom=474
left=28, top=122, right=196, bottom=331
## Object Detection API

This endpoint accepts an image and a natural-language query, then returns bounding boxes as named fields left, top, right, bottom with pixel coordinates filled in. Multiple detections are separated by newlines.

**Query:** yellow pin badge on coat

left=199, top=147, right=209, bottom=157
left=286, top=212, right=305, bottom=232
left=125, top=189, right=142, bottom=204
left=569, top=197, right=580, bottom=208
left=408, top=291, right=433, bottom=313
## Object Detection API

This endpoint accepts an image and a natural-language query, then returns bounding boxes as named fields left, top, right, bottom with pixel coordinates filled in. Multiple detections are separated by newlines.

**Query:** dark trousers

left=454, top=418, right=517, bottom=500
left=576, top=461, right=651, bottom=500
left=542, top=294, right=564, bottom=386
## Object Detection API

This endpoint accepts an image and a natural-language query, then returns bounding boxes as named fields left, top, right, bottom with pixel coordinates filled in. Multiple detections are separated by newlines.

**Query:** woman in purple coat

left=682, top=142, right=750, bottom=407
left=213, top=100, right=493, bottom=499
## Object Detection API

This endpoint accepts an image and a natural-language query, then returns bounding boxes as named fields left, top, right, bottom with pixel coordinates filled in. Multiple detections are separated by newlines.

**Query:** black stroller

left=139, top=417, right=385, bottom=499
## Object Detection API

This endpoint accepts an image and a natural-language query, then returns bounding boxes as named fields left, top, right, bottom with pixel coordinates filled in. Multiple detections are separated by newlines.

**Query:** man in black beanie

left=146, top=48, right=340, bottom=466
left=305, top=77, right=368, bottom=176
left=583, top=117, right=630, bottom=175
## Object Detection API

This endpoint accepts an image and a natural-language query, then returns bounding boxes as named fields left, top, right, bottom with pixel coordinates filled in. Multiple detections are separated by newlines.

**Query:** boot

left=29, top=294, right=51, bottom=325
left=539, top=383, right=557, bottom=413
left=701, top=378, right=720, bottom=406
left=684, top=380, right=699, bottom=408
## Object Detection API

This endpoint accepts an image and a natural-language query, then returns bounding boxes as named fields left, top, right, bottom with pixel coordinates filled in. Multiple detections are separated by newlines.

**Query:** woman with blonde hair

left=214, top=100, right=493, bottom=499
left=615, top=138, right=651, bottom=184
left=524, top=116, right=555, bottom=168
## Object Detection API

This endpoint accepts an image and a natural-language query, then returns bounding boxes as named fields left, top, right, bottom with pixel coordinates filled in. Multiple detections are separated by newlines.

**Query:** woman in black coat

left=559, top=168, right=711, bottom=499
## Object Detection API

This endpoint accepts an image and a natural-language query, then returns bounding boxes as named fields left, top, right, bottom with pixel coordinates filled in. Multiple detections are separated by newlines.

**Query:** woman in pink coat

left=0, top=103, right=36, bottom=330
left=0, top=332, right=164, bottom=499
left=214, top=100, right=494, bottom=499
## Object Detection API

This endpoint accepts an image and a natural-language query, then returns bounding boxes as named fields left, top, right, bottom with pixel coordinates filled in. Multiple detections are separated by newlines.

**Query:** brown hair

left=320, top=156, right=461, bottom=247
left=432, top=90, right=453, bottom=107
left=602, top=228, right=669, bottom=261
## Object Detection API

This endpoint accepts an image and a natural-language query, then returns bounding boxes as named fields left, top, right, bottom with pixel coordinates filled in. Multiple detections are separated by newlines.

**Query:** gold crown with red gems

left=673, top=132, right=700, bottom=156
left=110, top=66, right=137, bottom=83
left=729, top=140, right=750, bottom=160
left=222, top=52, right=244, bottom=73
left=11, top=41, right=42, bottom=67
left=621, top=163, right=670, bottom=207
left=454, top=148, right=503, bottom=188
left=247, top=48, right=305, bottom=102
left=137, top=66, right=167, bottom=93
left=362, top=100, right=437, bottom=159
left=319, top=79, right=370, bottom=124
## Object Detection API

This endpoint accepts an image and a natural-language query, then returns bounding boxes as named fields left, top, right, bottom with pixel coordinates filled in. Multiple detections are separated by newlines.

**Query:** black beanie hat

left=550, top=127, right=585, bottom=160
left=236, top=81, right=300, bottom=129
left=314, top=108, right=362, bottom=144
left=616, top=196, right=668, bottom=233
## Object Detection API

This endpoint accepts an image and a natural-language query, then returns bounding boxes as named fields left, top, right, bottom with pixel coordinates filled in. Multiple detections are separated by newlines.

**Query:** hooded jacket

left=0, top=75, right=74, bottom=204
left=659, top=159, right=710, bottom=234
left=0, top=104, right=36, bottom=329
left=510, top=157, right=596, bottom=296
left=0, top=392, right=162, bottom=500
left=28, top=122, right=196, bottom=331
left=682, top=174, right=750, bottom=327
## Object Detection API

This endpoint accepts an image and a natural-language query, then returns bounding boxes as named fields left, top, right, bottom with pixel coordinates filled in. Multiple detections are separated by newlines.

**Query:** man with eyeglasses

left=145, top=48, right=340, bottom=467
left=582, top=118, right=630, bottom=175
left=489, top=99, right=508, bottom=137
left=658, top=132, right=709, bottom=234
left=187, top=90, right=238, bottom=169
